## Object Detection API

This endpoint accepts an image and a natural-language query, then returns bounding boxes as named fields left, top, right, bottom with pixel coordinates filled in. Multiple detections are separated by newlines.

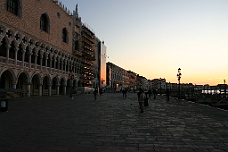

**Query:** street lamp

left=177, top=68, right=182, bottom=99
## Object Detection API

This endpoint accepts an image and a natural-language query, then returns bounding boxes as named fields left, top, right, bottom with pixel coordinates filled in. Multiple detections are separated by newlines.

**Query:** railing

left=31, top=64, right=35, bottom=69
left=0, top=56, right=5, bottom=62
left=0, top=56, right=72, bottom=76
left=17, top=60, right=23, bottom=66
left=9, top=58, right=14, bottom=64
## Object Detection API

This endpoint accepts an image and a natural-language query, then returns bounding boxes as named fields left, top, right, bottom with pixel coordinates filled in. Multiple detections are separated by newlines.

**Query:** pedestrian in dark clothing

left=144, top=92, right=149, bottom=106
left=166, top=89, right=170, bottom=101
left=122, top=89, right=127, bottom=98
left=139, top=90, right=146, bottom=113
left=148, top=89, right=152, bottom=98
left=153, top=89, right=157, bottom=99
left=93, top=89, right=98, bottom=100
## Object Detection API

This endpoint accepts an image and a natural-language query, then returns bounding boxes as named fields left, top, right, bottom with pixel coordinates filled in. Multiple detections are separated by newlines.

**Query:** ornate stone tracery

left=0, top=24, right=78, bottom=97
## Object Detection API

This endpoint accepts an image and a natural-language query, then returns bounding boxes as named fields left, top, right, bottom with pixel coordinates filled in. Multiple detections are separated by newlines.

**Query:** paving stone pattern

left=0, top=93, right=228, bottom=152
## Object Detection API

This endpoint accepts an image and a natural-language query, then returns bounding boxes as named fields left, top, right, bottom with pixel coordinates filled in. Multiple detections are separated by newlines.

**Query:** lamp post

left=177, top=68, right=182, bottom=99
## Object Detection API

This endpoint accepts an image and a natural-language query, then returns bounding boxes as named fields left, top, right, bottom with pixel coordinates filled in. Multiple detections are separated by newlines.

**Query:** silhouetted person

left=144, top=92, right=149, bottom=106
left=137, top=89, right=142, bottom=107
left=122, top=89, right=127, bottom=98
left=153, top=89, right=157, bottom=99
left=148, top=89, right=152, bottom=98
left=139, top=90, right=146, bottom=113
left=93, top=89, right=98, bottom=100
left=166, top=89, right=170, bottom=101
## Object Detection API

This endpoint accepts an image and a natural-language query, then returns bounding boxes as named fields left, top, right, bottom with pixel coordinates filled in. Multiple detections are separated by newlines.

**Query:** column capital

left=49, top=53, right=54, bottom=58
left=44, top=51, right=49, bottom=59
left=40, top=49, right=44, bottom=58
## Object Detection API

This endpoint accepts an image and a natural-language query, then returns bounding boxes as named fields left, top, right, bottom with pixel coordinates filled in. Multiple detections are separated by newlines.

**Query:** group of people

left=92, top=87, right=171, bottom=113
left=137, top=89, right=171, bottom=113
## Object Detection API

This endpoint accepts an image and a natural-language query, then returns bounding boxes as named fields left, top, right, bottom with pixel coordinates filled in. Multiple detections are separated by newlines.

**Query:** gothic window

left=40, top=14, right=50, bottom=33
left=6, top=0, right=21, bottom=16
left=62, top=28, right=68, bottom=43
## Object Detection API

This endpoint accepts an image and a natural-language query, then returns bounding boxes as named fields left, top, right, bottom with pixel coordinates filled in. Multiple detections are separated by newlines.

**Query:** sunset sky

left=62, top=0, right=228, bottom=85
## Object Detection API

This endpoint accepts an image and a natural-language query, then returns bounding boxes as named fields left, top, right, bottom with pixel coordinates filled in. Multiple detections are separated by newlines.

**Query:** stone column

left=75, top=79, right=78, bottom=91
left=70, top=79, right=74, bottom=93
left=0, top=37, right=3, bottom=46
left=14, top=44, right=19, bottom=65
left=34, top=48, right=39, bottom=69
left=39, top=84, right=42, bottom=96
left=12, top=82, right=17, bottom=89
left=49, top=53, right=53, bottom=69
left=22, top=50, right=26, bottom=68
left=64, top=60, right=67, bottom=74
left=27, top=83, right=31, bottom=97
left=28, top=49, right=33, bottom=68
left=72, top=61, right=75, bottom=73
left=5, top=44, right=10, bottom=64
left=63, top=85, right=66, bottom=95
left=58, top=57, right=60, bottom=71
left=69, top=60, right=72, bottom=72
left=56, top=84, right=60, bottom=95
left=45, top=54, right=48, bottom=71
left=53, top=55, right=57, bottom=70
left=48, top=84, right=52, bottom=96
left=61, top=58, right=64, bottom=72
left=39, top=50, right=44, bottom=71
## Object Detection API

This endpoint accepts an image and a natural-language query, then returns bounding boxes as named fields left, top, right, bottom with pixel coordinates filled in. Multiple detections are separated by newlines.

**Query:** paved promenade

left=0, top=93, right=228, bottom=152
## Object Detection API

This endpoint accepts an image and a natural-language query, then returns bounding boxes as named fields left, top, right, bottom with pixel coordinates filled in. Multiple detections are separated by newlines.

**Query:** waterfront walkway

left=0, top=93, right=228, bottom=152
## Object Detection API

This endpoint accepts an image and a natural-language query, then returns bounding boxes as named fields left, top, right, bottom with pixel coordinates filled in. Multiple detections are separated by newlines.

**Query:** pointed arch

left=40, top=13, right=50, bottom=33
left=31, top=73, right=41, bottom=96
left=0, top=68, right=16, bottom=89
left=17, top=70, right=30, bottom=83
left=62, top=28, right=68, bottom=43
left=52, top=77, right=59, bottom=95
left=16, top=71, right=29, bottom=94
left=59, top=77, right=66, bottom=95
left=42, top=75, right=51, bottom=96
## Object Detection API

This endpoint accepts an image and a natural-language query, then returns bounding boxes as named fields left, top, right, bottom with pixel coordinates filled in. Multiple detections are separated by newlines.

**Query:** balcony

left=0, top=56, right=71, bottom=76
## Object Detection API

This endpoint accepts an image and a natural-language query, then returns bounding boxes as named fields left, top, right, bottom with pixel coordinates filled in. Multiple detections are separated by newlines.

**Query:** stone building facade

left=128, top=71, right=137, bottom=91
left=106, top=62, right=130, bottom=90
left=0, top=0, right=80, bottom=97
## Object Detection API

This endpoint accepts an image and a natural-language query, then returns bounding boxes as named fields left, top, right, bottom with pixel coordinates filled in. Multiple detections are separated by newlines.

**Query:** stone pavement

left=0, top=93, right=228, bottom=152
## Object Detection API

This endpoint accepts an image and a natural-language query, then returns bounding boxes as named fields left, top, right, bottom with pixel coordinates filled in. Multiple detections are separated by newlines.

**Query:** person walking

left=148, top=89, right=152, bottom=98
left=144, top=92, right=149, bottom=106
left=139, top=90, right=146, bottom=113
left=122, top=89, right=127, bottom=98
left=93, top=89, right=98, bottom=101
left=153, top=89, right=157, bottom=99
